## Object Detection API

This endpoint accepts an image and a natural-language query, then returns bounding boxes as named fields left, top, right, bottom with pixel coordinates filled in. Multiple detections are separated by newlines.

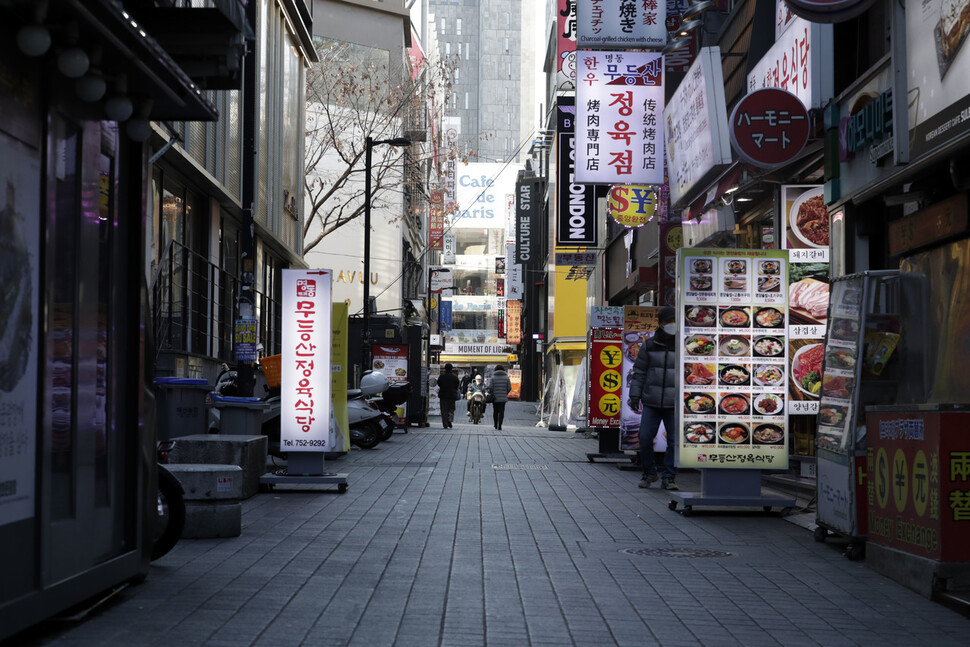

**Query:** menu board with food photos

left=679, top=249, right=790, bottom=469
left=816, top=277, right=863, bottom=452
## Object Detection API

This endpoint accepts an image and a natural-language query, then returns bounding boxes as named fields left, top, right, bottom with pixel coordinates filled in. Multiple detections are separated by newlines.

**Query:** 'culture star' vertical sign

left=575, top=51, right=664, bottom=185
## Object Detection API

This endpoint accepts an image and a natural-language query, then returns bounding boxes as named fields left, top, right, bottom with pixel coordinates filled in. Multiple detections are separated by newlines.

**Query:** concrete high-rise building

left=426, top=0, right=541, bottom=163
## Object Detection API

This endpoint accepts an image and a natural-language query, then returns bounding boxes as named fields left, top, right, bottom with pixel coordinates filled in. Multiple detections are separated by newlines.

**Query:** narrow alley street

left=14, top=402, right=970, bottom=646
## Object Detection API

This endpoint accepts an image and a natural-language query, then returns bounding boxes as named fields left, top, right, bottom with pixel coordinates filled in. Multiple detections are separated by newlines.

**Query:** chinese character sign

left=506, top=299, right=522, bottom=344
left=281, top=270, right=333, bottom=452
left=575, top=51, right=665, bottom=185
left=588, top=328, right=624, bottom=428
left=678, top=249, right=791, bottom=470
left=577, top=0, right=666, bottom=49
left=429, top=189, right=445, bottom=250
left=558, top=0, right=578, bottom=90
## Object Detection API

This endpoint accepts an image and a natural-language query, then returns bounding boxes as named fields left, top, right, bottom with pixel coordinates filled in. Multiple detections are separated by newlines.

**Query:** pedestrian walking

left=437, top=364, right=460, bottom=428
left=487, top=364, right=511, bottom=430
left=459, top=370, right=472, bottom=397
left=628, top=306, right=679, bottom=490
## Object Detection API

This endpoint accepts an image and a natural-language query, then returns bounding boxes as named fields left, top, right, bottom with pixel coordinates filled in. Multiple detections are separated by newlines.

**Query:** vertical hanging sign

left=556, top=96, right=598, bottom=246
left=575, top=51, right=665, bottom=186
left=588, top=327, right=624, bottom=428
left=429, top=189, right=445, bottom=250
left=282, top=269, right=333, bottom=451
left=577, top=0, right=667, bottom=49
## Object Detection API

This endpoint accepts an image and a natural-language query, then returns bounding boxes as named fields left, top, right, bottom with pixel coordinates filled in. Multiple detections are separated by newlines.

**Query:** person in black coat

left=628, top=306, right=679, bottom=490
left=437, top=364, right=461, bottom=428
left=459, top=371, right=472, bottom=397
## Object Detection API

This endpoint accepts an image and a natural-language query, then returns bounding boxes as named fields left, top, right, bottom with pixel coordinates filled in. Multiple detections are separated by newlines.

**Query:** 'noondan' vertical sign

left=281, top=269, right=333, bottom=451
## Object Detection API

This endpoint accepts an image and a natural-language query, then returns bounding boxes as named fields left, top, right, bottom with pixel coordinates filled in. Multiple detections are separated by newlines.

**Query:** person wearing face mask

left=628, top=306, right=679, bottom=490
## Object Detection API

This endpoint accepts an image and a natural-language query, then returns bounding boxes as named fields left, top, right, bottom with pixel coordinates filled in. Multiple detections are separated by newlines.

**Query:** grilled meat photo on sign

left=754, top=393, right=783, bottom=415
left=792, top=343, right=824, bottom=396
left=684, top=362, right=716, bottom=386
left=789, top=279, right=829, bottom=321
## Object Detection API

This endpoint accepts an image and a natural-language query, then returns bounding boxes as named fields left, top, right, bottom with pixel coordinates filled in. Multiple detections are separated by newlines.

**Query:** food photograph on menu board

left=816, top=280, right=863, bottom=450
left=679, top=249, right=790, bottom=469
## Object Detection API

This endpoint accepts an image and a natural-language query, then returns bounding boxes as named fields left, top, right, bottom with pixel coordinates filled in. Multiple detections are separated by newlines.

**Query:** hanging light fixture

left=125, top=99, right=154, bottom=141
left=57, top=23, right=89, bottom=78
left=677, top=19, right=702, bottom=37
left=104, top=74, right=133, bottom=122
left=75, top=46, right=106, bottom=102
left=661, top=38, right=691, bottom=55
left=15, top=0, right=50, bottom=57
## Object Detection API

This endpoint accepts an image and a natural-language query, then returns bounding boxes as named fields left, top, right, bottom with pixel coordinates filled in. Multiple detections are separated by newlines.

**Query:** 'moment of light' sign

left=575, top=51, right=665, bottom=185
left=281, top=269, right=333, bottom=452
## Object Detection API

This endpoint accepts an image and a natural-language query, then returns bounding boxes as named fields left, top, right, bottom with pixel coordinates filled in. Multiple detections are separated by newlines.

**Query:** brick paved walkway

left=14, top=401, right=970, bottom=646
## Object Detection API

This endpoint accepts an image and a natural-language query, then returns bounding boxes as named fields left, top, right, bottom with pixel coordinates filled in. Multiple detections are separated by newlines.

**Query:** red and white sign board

left=730, top=88, right=811, bottom=168
left=588, top=328, right=623, bottom=428
left=281, top=270, right=333, bottom=452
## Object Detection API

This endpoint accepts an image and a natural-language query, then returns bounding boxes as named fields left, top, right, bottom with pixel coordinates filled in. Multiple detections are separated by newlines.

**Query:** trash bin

left=207, top=393, right=268, bottom=436
left=153, top=377, right=211, bottom=441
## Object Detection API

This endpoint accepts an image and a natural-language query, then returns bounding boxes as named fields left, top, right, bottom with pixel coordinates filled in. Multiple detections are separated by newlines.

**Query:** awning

left=438, top=354, right=518, bottom=365
left=547, top=341, right=587, bottom=353
left=686, top=164, right=743, bottom=220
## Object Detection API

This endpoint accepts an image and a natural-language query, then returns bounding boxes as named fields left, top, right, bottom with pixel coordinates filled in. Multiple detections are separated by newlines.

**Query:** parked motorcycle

left=469, top=390, right=486, bottom=424
left=347, top=371, right=392, bottom=449
left=152, top=440, right=185, bottom=561
left=370, top=381, right=410, bottom=440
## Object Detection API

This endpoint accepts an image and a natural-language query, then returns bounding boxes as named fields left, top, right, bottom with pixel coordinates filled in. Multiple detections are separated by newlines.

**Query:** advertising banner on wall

left=506, top=299, right=522, bottom=344
left=905, top=0, right=970, bottom=160
left=678, top=249, right=790, bottom=469
left=430, top=266, right=454, bottom=292
left=665, top=47, right=731, bottom=206
left=577, top=0, right=666, bottom=49
left=557, top=0, right=578, bottom=90
left=515, top=177, right=541, bottom=263
left=575, top=52, right=665, bottom=186
left=508, top=367, right=522, bottom=399
left=452, top=162, right=518, bottom=229
left=621, top=306, right=664, bottom=452
left=330, top=302, right=349, bottom=451
left=428, top=364, right=441, bottom=416
left=556, top=96, right=598, bottom=246
left=444, top=158, right=457, bottom=211
left=0, top=135, right=40, bottom=526
left=588, top=328, right=624, bottom=428
left=282, top=270, right=333, bottom=452
left=439, top=299, right=452, bottom=331
left=783, top=184, right=830, bottom=416
left=590, top=305, right=624, bottom=328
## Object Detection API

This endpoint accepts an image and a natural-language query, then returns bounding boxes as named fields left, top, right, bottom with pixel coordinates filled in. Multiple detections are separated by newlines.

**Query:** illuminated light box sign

left=664, top=47, right=731, bottom=207
left=575, top=51, right=665, bottom=186
left=608, top=185, right=658, bottom=228
left=556, top=96, right=598, bottom=246
left=588, top=327, right=624, bottom=428
left=729, top=87, right=811, bottom=168
left=577, top=0, right=666, bottom=49
left=281, top=270, right=333, bottom=452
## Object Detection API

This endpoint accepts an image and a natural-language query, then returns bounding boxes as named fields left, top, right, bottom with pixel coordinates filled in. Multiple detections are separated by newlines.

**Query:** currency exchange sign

left=588, top=327, right=623, bottom=428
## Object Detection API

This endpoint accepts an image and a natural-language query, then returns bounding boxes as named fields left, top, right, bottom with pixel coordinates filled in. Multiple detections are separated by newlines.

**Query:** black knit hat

left=658, top=306, right=676, bottom=324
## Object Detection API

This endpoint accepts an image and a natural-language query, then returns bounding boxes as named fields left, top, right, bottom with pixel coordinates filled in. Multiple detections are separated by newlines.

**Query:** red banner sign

left=729, top=88, right=811, bottom=168
left=506, top=300, right=522, bottom=344
left=588, top=327, right=623, bottom=428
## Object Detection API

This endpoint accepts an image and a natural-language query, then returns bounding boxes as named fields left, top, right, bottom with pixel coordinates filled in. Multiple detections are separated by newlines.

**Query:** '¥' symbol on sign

left=893, top=449, right=909, bottom=514
left=599, top=344, right=622, bottom=368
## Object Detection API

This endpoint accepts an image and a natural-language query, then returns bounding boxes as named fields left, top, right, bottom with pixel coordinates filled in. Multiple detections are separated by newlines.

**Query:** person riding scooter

left=466, top=374, right=486, bottom=420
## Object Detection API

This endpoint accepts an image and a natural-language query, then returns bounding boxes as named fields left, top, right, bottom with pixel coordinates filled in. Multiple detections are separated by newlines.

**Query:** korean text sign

left=588, top=327, right=624, bottom=428
left=575, top=51, right=665, bottom=186
left=281, top=269, right=333, bottom=452
left=678, top=249, right=790, bottom=469
left=664, top=47, right=731, bottom=206
left=577, top=0, right=666, bottom=49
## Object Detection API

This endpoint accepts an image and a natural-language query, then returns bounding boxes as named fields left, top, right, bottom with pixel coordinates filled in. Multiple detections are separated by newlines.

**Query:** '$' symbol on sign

left=599, top=344, right=622, bottom=368
left=599, top=393, right=621, bottom=417
left=599, top=369, right=621, bottom=393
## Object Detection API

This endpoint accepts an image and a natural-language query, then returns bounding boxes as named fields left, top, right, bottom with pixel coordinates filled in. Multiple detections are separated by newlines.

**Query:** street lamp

left=362, top=135, right=411, bottom=378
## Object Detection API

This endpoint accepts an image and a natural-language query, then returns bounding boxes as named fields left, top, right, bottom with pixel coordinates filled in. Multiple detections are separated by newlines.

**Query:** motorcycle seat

left=347, top=388, right=363, bottom=399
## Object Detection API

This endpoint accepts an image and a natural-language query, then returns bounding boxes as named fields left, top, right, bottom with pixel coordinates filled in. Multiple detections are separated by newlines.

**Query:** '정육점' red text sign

left=730, top=88, right=811, bottom=168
